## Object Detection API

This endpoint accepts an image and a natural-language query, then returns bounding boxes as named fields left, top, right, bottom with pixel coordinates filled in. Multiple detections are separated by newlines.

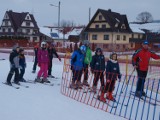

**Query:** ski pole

left=121, top=68, right=135, bottom=93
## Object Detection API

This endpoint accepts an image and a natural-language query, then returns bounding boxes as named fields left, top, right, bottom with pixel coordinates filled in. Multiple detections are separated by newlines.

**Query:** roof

left=4, top=10, right=39, bottom=31
left=84, top=9, right=132, bottom=33
left=129, top=22, right=160, bottom=33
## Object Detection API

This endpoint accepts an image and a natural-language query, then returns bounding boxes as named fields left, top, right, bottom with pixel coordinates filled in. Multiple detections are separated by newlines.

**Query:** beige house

left=83, top=9, right=144, bottom=51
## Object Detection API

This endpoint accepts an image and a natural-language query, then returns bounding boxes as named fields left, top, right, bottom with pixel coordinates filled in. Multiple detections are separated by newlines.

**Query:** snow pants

left=38, top=63, right=48, bottom=79
left=136, top=69, right=148, bottom=93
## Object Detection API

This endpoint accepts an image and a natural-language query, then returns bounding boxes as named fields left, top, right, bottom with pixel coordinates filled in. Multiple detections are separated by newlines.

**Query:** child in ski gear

left=47, top=42, right=61, bottom=78
left=35, top=41, right=50, bottom=83
left=100, top=52, right=121, bottom=102
left=6, top=45, right=20, bottom=85
left=70, top=45, right=86, bottom=89
left=32, top=43, right=39, bottom=73
left=19, top=48, right=27, bottom=82
left=82, top=40, right=92, bottom=86
left=132, top=40, right=160, bottom=97
left=90, top=48, right=105, bottom=93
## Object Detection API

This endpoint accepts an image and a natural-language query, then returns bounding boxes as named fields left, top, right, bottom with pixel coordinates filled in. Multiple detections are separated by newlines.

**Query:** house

left=0, top=10, right=41, bottom=42
left=129, top=22, right=160, bottom=51
left=83, top=9, right=136, bottom=51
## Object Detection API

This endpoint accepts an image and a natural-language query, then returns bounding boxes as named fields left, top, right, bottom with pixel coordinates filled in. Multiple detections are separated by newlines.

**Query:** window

left=33, top=37, right=37, bottom=40
left=27, top=16, right=30, bottom=20
left=26, top=22, right=30, bottom=26
left=2, top=28, right=5, bottom=32
left=5, top=21, right=9, bottom=26
left=26, top=29, right=30, bottom=33
left=95, top=25, right=99, bottom=28
left=99, top=15, right=102, bottom=20
left=104, top=35, right=109, bottom=40
left=92, top=35, right=97, bottom=40
left=117, top=35, right=120, bottom=40
left=123, top=35, right=126, bottom=41
left=102, top=24, right=106, bottom=28
left=132, top=34, right=134, bottom=38
left=8, top=28, right=11, bottom=32
left=138, top=34, right=141, bottom=39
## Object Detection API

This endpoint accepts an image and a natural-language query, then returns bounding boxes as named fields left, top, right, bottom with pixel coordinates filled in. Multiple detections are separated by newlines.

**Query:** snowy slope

left=0, top=53, right=125, bottom=120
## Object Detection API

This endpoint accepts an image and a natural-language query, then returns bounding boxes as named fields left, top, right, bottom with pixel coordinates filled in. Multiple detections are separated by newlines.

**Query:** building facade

left=0, top=10, right=41, bottom=42
left=83, top=9, right=144, bottom=51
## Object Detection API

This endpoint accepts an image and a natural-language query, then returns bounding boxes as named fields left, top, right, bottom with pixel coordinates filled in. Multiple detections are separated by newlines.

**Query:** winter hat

left=12, top=45, right=20, bottom=51
left=95, top=48, right=102, bottom=54
left=142, top=40, right=149, bottom=45
left=19, top=48, right=24, bottom=53
left=82, top=40, right=90, bottom=46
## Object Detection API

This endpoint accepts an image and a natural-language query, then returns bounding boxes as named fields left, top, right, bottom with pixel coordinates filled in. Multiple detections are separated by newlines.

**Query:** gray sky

left=0, top=0, right=159, bottom=27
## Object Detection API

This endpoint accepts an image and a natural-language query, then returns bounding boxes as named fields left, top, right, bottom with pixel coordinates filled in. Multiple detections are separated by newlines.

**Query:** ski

left=2, top=82, right=20, bottom=89
left=130, top=92, right=158, bottom=106
left=93, top=96, right=117, bottom=108
left=12, top=82, right=29, bottom=88
left=130, top=91, right=160, bottom=103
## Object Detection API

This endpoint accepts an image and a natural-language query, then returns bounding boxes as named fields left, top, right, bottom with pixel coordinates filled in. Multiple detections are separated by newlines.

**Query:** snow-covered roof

left=39, top=26, right=83, bottom=39
left=130, top=22, right=160, bottom=33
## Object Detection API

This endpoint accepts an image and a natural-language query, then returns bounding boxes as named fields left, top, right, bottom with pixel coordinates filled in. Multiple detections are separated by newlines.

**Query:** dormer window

left=115, top=23, right=119, bottom=27
left=99, top=15, right=102, bottom=20
left=95, top=24, right=99, bottom=28
left=121, top=24, right=126, bottom=29
left=27, top=16, right=30, bottom=20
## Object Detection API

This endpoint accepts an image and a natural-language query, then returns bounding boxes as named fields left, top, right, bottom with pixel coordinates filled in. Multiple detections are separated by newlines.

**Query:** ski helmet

left=41, top=41, right=47, bottom=47
left=80, top=45, right=86, bottom=54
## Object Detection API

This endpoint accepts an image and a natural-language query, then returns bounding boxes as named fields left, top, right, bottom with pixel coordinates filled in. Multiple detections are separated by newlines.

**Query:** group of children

left=5, top=41, right=61, bottom=85
left=70, top=40, right=121, bottom=102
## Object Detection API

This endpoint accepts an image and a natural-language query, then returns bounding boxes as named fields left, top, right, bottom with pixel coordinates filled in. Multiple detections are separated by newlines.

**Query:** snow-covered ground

left=0, top=50, right=160, bottom=120
left=0, top=52, right=126, bottom=120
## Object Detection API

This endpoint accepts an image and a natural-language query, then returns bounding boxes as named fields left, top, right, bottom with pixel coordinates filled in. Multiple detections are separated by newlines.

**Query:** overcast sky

left=0, top=0, right=159, bottom=27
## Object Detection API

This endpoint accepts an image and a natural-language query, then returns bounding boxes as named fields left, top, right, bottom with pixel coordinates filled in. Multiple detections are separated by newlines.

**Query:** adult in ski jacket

left=132, top=40, right=160, bottom=97
left=32, top=43, right=39, bottom=73
left=47, top=43, right=61, bottom=78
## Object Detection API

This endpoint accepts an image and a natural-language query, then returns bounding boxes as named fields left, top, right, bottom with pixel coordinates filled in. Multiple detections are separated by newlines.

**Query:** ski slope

left=0, top=52, right=126, bottom=120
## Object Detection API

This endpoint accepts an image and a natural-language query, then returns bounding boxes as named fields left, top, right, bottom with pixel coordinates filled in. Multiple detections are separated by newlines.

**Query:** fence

left=61, top=63, right=160, bottom=120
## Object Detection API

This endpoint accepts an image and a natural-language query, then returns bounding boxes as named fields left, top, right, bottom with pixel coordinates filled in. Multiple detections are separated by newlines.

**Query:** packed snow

left=0, top=52, right=126, bottom=120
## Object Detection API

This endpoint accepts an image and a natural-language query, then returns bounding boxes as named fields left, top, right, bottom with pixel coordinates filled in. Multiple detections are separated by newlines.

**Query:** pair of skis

left=2, top=82, right=29, bottom=89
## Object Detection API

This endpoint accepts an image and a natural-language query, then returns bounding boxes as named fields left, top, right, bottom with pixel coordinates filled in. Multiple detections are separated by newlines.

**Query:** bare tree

left=136, top=11, right=153, bottom=23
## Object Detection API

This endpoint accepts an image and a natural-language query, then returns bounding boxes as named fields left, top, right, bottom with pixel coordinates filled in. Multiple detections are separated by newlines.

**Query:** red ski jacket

left=132, top=48, right=160, bottom=71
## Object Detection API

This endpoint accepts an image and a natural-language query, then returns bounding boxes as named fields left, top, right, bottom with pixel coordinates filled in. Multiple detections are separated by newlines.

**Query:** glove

left=38, top=62, right=41, bottom=67
left=11, top=64, right=15, bottom=69
left=58, top=57, right=61, bottom=62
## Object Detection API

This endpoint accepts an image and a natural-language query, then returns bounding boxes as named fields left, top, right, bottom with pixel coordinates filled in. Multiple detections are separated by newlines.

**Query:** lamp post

left=50, top=1, right=61, bottom=38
